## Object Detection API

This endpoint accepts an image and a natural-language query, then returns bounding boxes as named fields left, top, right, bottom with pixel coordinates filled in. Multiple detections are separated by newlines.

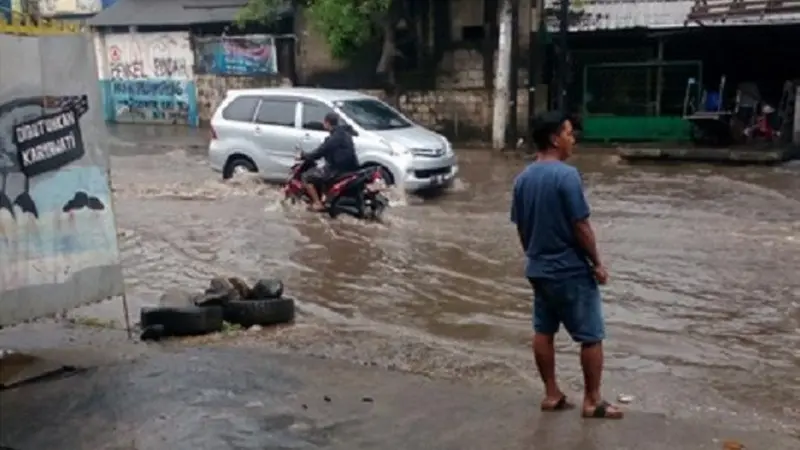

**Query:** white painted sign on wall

left=104, top=31, right=194, bottom=80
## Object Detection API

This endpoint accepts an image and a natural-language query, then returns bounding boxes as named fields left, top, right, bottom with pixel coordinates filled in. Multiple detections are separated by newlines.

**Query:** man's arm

left=304, top=132, right=339, bottom=161
left=510, top=183, right=528, bottom=250
left=561, top=169, right=602, bottom=267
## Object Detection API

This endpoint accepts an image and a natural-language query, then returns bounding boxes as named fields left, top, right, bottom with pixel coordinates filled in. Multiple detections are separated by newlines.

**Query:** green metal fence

left=581, top=61, right=703, bottom=142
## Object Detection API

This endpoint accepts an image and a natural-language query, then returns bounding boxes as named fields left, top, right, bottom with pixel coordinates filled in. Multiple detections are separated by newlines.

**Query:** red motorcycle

left=282, top=157, right=390, bottom=221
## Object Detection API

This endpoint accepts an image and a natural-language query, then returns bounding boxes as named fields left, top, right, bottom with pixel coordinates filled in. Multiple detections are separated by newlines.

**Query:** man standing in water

left=510, top=112, right=623, bottom=419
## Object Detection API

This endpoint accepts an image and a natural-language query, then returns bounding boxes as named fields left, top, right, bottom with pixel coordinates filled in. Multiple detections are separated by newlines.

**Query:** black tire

left=368, top=193, right=389, bottom=221
left=249, top=278, right=283, bottom=299
left=377, top=166, right=394, bottom=186
left=328, top=197, right=341, bottom=219
left=223, top=156, right=257, bottom=180
left=140, top=305, right=224, bottom=337
left=223, top=297, right=295, bottom=328
left=361, top=164, right=395, bottom=186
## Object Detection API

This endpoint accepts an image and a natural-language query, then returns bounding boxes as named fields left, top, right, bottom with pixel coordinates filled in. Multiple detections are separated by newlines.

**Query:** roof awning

left=87, top=0, right=293, bottom=27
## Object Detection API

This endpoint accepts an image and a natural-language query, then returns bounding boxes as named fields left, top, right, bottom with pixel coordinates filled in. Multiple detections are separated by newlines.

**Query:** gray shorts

left=301, top=166, right=332, bottom=186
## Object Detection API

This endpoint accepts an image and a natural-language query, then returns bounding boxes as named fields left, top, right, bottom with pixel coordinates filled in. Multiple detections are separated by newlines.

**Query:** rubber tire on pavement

left=223, top=297, right=295, bottom=328
left=248, top=278, right=283, bottom=299
left=140, top=305, right=224, bottom=337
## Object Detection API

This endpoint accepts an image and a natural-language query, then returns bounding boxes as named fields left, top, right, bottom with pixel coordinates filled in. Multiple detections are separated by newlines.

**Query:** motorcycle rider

left=301, top=112, right=359, bottom=212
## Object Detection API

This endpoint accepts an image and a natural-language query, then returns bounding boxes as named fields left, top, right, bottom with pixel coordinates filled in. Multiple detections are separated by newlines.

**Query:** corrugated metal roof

left=87, top=0, right=292, bottom=27
left=544, top=0, right=800, bottom=31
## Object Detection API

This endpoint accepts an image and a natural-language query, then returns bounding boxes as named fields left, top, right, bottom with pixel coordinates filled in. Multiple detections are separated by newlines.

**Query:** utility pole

left=508, top=0, right=519, bottom=147
left=556, top=0, right=570, bottom=112
left=492, top=0, right=513, bottom=150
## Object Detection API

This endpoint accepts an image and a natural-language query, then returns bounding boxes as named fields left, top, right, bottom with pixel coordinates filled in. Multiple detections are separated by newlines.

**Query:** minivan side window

left=302, top=102, right=333, bottom=131
left=221, top=96, right=259, bottom=122
left=255, top=99, right=297, bottom=127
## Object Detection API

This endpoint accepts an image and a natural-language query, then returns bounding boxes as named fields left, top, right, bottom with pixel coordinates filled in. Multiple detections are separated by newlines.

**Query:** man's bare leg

left=305, top=183, right=325, bottom=211
left=580, top=341, right=623, bottom=418
left=533, top=333, right=572, bottom=410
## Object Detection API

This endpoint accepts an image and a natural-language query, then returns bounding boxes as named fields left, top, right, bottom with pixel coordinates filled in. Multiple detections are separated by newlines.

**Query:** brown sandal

left=582, top=400, right=624, bottom=419
left=541, top=395, right=575, bottom=412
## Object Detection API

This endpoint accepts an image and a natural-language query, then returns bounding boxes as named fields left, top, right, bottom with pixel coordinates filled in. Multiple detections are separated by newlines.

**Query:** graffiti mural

left=107, top=79, right=193, bottom=123
left=100, top=31, right=198, bottom=126
left=194, top=35, right=279, bottom=76
left=0, top=95, right=120, bottom=322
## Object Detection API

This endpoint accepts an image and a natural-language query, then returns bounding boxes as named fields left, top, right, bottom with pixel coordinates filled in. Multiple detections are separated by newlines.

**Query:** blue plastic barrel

left=705, top=91, right=721, bottom=111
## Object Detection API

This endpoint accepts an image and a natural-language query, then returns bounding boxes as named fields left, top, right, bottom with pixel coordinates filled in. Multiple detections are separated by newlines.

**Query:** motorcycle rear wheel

left=367, top=193, right=389, bottom=221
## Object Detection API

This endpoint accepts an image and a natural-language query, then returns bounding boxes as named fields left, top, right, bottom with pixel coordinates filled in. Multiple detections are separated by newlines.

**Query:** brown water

left=108, top=144, right=800, bottom=436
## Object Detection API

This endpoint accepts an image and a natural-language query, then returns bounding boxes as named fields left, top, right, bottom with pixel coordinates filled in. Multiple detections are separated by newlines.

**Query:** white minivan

left=208, top=87, right=458, bottom=192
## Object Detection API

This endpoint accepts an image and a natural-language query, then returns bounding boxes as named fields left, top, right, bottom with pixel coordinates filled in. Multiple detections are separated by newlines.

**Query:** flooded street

left=108, top=139, right=800, bottom=437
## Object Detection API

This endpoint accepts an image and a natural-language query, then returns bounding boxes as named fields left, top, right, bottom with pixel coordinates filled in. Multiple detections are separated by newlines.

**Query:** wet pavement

left=3, top=342, right=800, bottom=450
left=2, top=124, right=799, bottom=447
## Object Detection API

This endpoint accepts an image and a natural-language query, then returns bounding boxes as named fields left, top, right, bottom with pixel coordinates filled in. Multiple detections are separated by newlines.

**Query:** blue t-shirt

left=510, top=160, right=592, bottom=279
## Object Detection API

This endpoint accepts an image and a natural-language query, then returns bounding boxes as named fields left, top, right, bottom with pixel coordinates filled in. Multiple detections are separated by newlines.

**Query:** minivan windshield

left=335, top=99, right=412, bottom=131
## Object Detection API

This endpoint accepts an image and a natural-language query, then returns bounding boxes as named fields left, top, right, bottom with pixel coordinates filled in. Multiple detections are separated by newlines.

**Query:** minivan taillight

left=210, top=126, right=218, bottom=140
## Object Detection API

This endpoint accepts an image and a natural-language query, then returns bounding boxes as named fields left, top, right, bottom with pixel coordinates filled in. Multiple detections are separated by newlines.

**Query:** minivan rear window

left=222, top=96, right=259, bottom=122
left=336, top=99, right=412, bottom=131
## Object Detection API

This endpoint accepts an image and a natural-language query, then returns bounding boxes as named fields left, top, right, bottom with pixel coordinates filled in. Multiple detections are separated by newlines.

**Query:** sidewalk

left=1, top=326, right=796, bottom=450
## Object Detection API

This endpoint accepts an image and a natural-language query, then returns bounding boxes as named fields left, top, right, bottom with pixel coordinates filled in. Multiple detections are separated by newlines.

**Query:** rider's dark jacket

left=304, top=125, right=359, bottom=174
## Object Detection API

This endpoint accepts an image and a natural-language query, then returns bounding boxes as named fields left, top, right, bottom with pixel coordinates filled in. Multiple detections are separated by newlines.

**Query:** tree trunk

left=376, top=19, right=396, bottom=75
left=492, top=0, right=513, bottom=150
left=376, top=0, right=403, bottom=75
left=376, top=1, right=402, bottom=106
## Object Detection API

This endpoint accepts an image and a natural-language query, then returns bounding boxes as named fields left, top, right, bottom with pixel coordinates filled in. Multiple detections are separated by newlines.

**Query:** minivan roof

left=226, top=87, right=375, bottom=103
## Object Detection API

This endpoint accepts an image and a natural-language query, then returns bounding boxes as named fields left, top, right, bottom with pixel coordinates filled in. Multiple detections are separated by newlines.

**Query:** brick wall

left=195, top=74, right=291, bottom=125
left=363, top=86, right=546, bottom=142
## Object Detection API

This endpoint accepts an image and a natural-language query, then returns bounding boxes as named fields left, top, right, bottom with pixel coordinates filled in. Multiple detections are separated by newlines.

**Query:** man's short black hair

left=324, top=112, right=339, bottom=127
left=531, top=111, right=570, bottom=151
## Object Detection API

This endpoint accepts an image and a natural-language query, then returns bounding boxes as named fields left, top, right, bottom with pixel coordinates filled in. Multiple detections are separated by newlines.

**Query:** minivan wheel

left=223, top=157, right=257, bottom=180
left=362, top=164, right=395, bottom=186
left=378, top=167, right=394, bottom=186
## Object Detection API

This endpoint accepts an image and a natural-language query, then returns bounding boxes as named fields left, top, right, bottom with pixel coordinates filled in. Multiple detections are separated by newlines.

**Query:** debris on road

left=617, top=394, right=635, bottom=404
left=140, top=276, right=296, bottom=341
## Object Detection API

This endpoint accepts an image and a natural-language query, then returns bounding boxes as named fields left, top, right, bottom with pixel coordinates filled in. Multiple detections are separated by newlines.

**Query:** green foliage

left=237, top=0, right=392, bottom=59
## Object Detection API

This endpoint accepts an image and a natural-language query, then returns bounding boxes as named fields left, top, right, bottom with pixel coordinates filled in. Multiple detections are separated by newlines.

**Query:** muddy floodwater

left=107, top=141, right=799, bottom=438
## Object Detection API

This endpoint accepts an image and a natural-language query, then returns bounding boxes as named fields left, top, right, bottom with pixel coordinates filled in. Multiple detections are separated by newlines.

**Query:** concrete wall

left=0, top=33, right=125, bottom=327
left=97, top=31, right=199, bottom=126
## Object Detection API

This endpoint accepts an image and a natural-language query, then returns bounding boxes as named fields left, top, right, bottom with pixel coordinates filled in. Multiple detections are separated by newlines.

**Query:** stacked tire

left=140, top=277, right=296, bottom=341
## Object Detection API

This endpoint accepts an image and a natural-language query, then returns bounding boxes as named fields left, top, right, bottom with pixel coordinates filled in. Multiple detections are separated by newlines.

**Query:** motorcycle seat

left=330, top=172, right=356, bottom=183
